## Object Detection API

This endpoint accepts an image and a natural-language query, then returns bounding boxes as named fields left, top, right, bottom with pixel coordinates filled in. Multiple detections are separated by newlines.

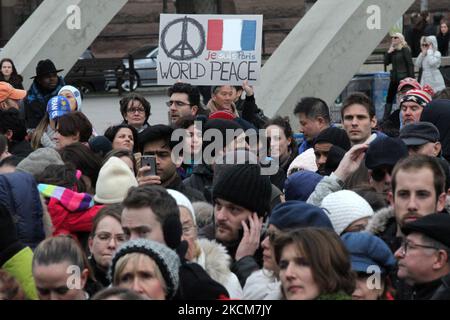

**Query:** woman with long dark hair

left=0, top=58, right=24, bottom=89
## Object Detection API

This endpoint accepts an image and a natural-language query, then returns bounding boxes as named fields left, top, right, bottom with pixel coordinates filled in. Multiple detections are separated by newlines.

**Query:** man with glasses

left=167, top=82, right=204, bottom=124
left=395, top=213, right=450, bottom=299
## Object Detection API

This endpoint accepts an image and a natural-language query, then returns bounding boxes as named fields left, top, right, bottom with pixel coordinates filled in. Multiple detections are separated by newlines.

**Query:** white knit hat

left=287, top=148, right=318, bottom=176
left=58, top=85, right=82, bottom=111
left=94, top=156, right=138, bottom=204
left=321, top=190, right=374, bottom=235
left=167, top=189, right=196, bottom=226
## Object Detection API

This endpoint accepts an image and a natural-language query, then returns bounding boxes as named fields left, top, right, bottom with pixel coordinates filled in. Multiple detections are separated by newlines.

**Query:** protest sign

left=158, top=14, right=263, bottom=85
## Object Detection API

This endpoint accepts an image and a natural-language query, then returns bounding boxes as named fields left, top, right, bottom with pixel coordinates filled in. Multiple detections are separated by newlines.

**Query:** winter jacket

left=420, top=100, right=450, bottom=163
left=365, top=205, right=401, bottom=253
left=307, top=172, right=344, bottom=207
left=38, top=184, right=104, bottom=239
left=196, top=238, right=243, bottom=299
left=1, top=247, right=38, bottom=300
left=183, top=164, right=214, bottom=203
left=415, top=36, right=446, bottom=92
left=24, top=77, right=65, bottom=129
left=243, top=269, right=281, bottom=300
left=384, top=47, right=415, bottom=82
left=400, top=273, right=450, bottom=300
left=239, top=95, right=268, bottom=129
left=198, top=223, right=262, bottom=287
left=0, top=172, right=45, bottom=249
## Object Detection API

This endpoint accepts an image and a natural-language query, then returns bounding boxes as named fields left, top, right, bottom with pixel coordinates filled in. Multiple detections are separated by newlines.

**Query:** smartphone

left=141, top=155, right=157, bottom=176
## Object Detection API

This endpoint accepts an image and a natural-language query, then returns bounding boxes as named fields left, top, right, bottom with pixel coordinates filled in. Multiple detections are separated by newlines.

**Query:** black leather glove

left=0, top=203, right=24, bottom=266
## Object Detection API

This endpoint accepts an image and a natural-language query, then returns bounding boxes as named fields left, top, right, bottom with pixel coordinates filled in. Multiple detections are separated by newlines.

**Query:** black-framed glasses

left=399, top=239, right=439, bottom=255
left=371, top=166, right=393, bottom=182
left=127, top=107, right=145, bottom=114
left=421, top=43, right=430, bottom=47
left=166, top=100, right=191, bottom=108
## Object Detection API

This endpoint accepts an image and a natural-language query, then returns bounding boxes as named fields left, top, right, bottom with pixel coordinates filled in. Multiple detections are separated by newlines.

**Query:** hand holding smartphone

left=141, top=155, right=157, bottom=176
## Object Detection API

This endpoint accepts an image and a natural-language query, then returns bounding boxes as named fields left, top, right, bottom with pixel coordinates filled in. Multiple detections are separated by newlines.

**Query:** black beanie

left=212, top=164, right=271, bottom=217
left=313, top=127, right=351, bottom=151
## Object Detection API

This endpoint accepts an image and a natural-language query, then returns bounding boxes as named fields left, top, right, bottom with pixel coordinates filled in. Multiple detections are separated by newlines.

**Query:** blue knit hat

left=284, top=170, right=323, bottom=202
left=268, top=201, right=333, bottom=230
left=341, top=232, right=396, bottom=274
left=46, top=96, right=71, bottom=120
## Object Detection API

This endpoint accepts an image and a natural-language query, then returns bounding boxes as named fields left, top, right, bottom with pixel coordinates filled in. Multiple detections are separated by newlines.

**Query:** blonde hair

left=113, top=253, right=167, bottom=295
left=31, top=115, right=50, bottom=150
left=391, top=32, right=408, bottom=50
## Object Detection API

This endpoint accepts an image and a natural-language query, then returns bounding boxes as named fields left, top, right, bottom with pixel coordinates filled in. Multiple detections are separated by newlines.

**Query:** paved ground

left=82, top=89, right=170, bottom=134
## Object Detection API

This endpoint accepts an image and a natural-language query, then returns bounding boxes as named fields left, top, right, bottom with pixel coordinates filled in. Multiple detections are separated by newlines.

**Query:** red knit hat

left=208, top=110, right=236, bottom=120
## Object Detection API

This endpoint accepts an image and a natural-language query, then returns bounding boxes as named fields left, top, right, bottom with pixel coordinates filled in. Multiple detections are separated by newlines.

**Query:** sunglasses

left=371, top=166, right=393, bottom=182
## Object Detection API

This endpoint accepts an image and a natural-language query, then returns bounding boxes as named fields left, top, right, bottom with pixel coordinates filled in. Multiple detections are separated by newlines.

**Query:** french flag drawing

left=207, top=19, right=257, bottom=51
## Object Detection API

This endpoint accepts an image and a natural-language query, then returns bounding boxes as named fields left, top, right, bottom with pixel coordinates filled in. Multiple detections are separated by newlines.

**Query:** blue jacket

left=0, top=172, right=45, bottom=249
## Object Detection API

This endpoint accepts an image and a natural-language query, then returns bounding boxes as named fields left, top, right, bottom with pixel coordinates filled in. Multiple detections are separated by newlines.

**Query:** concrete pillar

left=256, top=0, right=415, bottom=123
left=0, top=0, right=128, bottom=89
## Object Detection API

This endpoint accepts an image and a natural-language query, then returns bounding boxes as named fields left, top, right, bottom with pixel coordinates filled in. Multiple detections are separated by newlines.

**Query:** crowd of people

left=1, top=16, right=450, bottom=300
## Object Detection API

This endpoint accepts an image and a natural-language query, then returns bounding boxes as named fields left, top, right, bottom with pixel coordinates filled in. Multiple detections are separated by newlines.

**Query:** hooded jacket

left=196, top=238, right=243, bottom=299
left=414, top=36, right=446, bottom=92
left=38, top=184, right=104, bottom=239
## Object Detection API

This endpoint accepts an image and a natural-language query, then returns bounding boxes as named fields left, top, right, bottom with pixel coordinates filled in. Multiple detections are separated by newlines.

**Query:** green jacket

left=316, top=292, right=352, bottom=300
left=2, top=247, right=38, bottom=300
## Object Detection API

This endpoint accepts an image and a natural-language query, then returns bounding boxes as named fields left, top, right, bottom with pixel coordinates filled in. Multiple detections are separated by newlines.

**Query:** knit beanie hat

left=94, top=157, right=138, bottom=204
left=46, top=96, right=71, bottom=120
left=287, top=148, right=318, bottom=175
left=400, top=88, right=433, bottom=108
left=284, top=170, right=323, bottom=202
left=313, top=127, right=351, bottom=151
left=88, top=136, right=112, bottom=157
left=58, top=85, right=82, bottom=111
left=167, top=189, right=196, bottom=226
left=208, top=110, right=237, bottom=120
left=109, top=239, right=180, bottom=299
left=269, top=201, right=333, bottom=230
left=321, top=190, right=374, bottom=235
left=16, top=147, right=64, bottom=177
left=212, top=164, right=271, bottom=217
left=341, top=232, right=396, bottom=274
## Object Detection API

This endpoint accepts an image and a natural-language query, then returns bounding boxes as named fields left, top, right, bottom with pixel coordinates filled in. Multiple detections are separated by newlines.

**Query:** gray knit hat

left=16, top=147, right=64, bottom=177
left=109, top=239, right=181, bottom=299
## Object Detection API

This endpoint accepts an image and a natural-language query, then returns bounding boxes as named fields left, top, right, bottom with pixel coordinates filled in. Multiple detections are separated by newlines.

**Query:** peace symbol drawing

left=160, top=16, right=206, bottom=61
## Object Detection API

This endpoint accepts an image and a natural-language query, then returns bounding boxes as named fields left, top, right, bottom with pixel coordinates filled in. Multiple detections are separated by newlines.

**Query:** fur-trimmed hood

left=197, top=238, right=233, bottom=285
left=366, top=206, right=395, bottom=235
left=366, top=196, right=450, bottom=235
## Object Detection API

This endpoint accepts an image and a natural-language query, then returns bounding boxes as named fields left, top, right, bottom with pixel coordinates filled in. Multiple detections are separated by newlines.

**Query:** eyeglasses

left=391, top=36, right=399, bottom=39
left=95, top=232, right=127, bottom=244
left=166, top=100, right=191, bottom=108
left=421, top=43, right=430, bottom=47
left=399, top=239, right=439, bottom=255
left=127, top=107, right=145, bottom=114
left=371, top=166, right=393, bottom=182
